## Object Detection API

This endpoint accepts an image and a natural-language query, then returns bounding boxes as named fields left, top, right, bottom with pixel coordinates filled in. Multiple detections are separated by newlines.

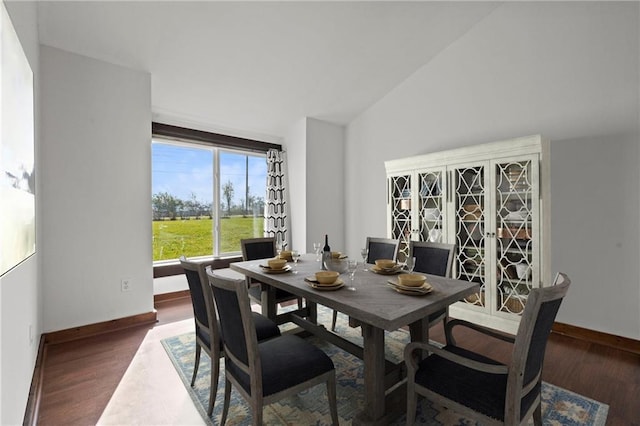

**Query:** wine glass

left=347, top=259, right=358, bottom=291
left=291, top=250, right=301, bottom=274
left=360, top=248, right=369, bottom=271
left=405, top=256, right=416, bottom=273
left=276, top=234, right=283, bottom=257
left=313, top=242, right=322, bottom=261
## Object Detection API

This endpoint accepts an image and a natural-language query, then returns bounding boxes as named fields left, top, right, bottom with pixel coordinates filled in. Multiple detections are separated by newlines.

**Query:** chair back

left=179, top=256, right=217, bottom=349
left=241, top=237, right=276, bottom=261
left=508, top=273, right=571, bottom=410
left=366, top=237, right=400, bottom=262
left=208, top=272, right=260, bottom=377
left=409, top=241, right=455, bottom=277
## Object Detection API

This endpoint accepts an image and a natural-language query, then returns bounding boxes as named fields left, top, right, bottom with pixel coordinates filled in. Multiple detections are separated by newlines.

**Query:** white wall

left=286, top=118, right=346, bottom=254
left=40, top=46, right=153, bottom=332
left=345, top=2, right=639, bottom=338
left=0, top=1, right=39, bottom=423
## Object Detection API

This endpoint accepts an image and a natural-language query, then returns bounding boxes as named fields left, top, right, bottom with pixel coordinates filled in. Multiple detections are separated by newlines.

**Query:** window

left=152, top=138, right=268, bottom=263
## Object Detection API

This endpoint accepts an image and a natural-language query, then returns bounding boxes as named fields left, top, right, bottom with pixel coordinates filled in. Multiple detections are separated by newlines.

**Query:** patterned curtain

left=264, top=149, right=289, bottom=248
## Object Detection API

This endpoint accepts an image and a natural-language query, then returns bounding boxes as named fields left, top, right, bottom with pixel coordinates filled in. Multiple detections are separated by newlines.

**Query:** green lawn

left=153, top=216, right=265, bottom=261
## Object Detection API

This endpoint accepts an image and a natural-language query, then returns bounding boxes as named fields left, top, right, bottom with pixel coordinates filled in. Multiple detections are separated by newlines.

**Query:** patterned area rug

left=161, top=306, right=608, bottom=425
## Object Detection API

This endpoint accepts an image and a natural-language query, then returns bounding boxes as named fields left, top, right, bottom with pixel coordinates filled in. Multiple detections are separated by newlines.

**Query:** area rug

left=161, top=306, right=608, bottom=425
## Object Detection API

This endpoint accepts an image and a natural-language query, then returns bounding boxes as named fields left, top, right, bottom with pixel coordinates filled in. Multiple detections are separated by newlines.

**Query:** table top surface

left=229, top=254, right=478, bottom=331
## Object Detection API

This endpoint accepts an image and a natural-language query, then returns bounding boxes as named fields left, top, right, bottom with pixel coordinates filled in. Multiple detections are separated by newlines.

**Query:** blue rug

left=161, top=307, right=608, bottom=425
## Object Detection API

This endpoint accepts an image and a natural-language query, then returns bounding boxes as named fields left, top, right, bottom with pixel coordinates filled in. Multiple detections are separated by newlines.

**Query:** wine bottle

left=321, top=234, right=330, bottom=270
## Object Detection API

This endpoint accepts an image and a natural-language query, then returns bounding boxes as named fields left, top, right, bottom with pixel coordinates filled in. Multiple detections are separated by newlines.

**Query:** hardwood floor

left=36, top=295, right=639, bottom=425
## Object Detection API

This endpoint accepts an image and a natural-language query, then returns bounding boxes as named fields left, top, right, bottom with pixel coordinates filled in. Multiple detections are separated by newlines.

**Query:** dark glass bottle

left=321, top=234, right=330, bottom=270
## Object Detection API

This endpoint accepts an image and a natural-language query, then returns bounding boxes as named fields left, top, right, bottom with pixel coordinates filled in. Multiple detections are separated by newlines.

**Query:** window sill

left=153, top=255, right=243, bottom=278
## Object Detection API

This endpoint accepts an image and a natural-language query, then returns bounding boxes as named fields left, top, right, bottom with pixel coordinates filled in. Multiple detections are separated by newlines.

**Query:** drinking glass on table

left=291, top=250, right=301, bottom=273
left=276, top=234, right=284, bottom=257
left=347, top=259, right=358, bottom=291
left=360, top=248, right=369, bottom=271
left=313, top=242, right=322, bottom=261
left=405, top=256, right=416, bottom=273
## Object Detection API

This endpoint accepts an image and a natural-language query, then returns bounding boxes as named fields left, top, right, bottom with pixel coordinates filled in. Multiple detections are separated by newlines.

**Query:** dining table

left=229, top=253, right=478, bottom=425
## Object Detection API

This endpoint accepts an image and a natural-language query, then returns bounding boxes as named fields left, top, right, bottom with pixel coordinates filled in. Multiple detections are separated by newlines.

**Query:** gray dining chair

left=409, top=241, right=456, bottom=327
left=208, top=270, right=339, bottom=426
left=365, top=236, right=400, bottom=264
left=404, top=272, right=571, bottom=426
left=241, top=237, right=303, bottom=322
left=179, top=257, right=281, bottom=416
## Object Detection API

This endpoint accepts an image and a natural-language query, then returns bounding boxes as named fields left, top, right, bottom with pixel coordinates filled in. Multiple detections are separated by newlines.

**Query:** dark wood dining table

left=229, top=253, right=478, bottom=425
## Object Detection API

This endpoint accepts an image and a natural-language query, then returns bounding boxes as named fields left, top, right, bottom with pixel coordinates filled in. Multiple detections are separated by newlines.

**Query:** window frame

left=151, top=122, right=281, bottom=277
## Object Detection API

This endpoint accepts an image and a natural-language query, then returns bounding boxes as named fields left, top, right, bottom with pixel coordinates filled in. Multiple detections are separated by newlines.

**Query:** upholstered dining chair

left=331, top=236, right=400, bottom=331
left=179, top=257, right=281, bottom=416
left=208, top=271, right=340, bottom=426
left=409, top=241, right=456, bottom=327
left=404, top=272, right=571, bottom=426
left=241, top=237, right=303, bottom=322
left=365, top=236, right=400, bottom=265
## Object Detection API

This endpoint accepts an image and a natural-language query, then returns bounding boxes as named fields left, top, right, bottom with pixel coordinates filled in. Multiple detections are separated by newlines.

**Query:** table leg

left=353, top=324, right=387, bottom=426
left=409, top=317, right=429, bottom=360
left=260, top=284, right=277, bottom=321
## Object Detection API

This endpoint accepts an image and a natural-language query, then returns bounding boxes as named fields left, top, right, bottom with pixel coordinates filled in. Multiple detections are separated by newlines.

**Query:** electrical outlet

left=121, top=278, right=132, bottom=292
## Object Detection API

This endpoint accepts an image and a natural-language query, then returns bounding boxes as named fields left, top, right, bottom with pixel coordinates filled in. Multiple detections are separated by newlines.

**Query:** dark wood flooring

left=36, top=296, right=639, bottom=425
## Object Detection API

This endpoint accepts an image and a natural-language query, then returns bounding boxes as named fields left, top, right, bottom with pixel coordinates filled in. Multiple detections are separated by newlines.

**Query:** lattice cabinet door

left=388, top=173, right=413, bottom=262
left=493, top=155, right=540, bottom=317
left=450, top=162, right=489, bottom=313
left=416, top=169, right=447, bottom=245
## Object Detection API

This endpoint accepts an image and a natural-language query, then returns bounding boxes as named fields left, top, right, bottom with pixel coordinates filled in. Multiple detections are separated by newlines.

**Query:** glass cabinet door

left=388, top=174, right=412, bottom=262
left=417, top=169, right=445, bottom=244
left=452, top=164, right=488, bottom=309
left=494, top=156, right=539, bottom=316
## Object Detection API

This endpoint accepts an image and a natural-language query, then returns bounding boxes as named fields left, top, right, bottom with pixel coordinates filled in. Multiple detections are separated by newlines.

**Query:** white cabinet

left=385, top=135, right=550, bottom=333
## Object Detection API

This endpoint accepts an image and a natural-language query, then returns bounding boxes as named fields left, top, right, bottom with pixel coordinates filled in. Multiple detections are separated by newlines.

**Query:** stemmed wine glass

left=347, top=259, right=358, bottom=291
left=405, top=256, right=416, bottom=273
left=291, top=250, right=301, bottom=274
left=360, top=248, right=369, bottom=271
left=276, top=234, right=284, bottom=257
left=313, top=242, right=322, bottom=261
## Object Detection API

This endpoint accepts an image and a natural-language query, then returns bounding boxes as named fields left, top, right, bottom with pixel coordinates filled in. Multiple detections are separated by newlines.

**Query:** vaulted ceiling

left=37, top=1, right=499, bottom=139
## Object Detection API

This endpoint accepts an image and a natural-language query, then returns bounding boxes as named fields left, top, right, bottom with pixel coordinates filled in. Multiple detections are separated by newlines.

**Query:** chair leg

left=406, top=382, right=417, bottom=425
left=207, top=354, right=221, bottom=416
left=297, top=296, right=303, bottom=310
left=533, top=400, right=542, bottom=426
left=327, top=372, right=339, bottom=425
left=191, top=344, right=201, bottom=386
left=331, top=310, right=338, bottom=331
left=252, top=398, right=263, bottom=426
left=220, top=378, right=231, bottom=425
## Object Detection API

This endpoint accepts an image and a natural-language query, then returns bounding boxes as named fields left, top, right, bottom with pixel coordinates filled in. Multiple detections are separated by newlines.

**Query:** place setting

left=305, top=271, right=345, bottom=291
left=370, top=258, right=404, bottom=275
left=259, top=257, right=292, bottom=274
left=387, top=272, right=433, bottom=296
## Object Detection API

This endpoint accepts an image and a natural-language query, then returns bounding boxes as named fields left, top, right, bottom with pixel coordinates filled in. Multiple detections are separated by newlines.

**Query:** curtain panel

left=264, top=150, right=290, bottom=248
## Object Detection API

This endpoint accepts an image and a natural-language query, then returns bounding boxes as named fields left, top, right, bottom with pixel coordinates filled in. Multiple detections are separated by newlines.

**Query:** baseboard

left=553, top=322, right=640, bottom=355
left=43, top=310, right=158, bottom=345
left=22, top=335, right=46, bottom=426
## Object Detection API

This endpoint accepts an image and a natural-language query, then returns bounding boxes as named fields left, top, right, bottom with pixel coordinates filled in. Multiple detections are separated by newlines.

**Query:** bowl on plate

left=279, top=250, right=293, bottom=261
left=397, top=273, right=427, bottom=287
left=331, top=251, right=342, bottom=259
left=315, top=271, right=339, bottom=284
left=375, top=259, right=397, bottom=270
left=267, top=258, right=287, bottom=270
